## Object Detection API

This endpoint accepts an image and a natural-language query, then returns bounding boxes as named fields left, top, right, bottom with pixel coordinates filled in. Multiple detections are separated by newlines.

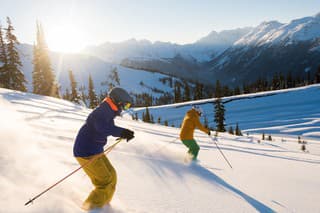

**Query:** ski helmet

left=108, top=87, right=133, bottom=110
left=192, top=105, right=203, bottom=116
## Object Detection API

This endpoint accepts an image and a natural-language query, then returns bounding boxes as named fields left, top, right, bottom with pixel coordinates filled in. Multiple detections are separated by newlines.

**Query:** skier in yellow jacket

left=180, top=105, right=210, bottom=161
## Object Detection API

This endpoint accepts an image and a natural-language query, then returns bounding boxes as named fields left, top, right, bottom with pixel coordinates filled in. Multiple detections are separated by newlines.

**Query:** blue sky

left=0, top=0, right=319, bottom=52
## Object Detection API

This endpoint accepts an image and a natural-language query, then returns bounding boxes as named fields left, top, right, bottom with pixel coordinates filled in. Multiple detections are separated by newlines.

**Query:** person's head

left=108, top=87, right=133, bottom=112
left=192, top=105, right=203, bottom=116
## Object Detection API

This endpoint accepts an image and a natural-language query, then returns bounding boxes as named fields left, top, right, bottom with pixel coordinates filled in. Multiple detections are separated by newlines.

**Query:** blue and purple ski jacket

left=73, top=99, right=125, bottom=157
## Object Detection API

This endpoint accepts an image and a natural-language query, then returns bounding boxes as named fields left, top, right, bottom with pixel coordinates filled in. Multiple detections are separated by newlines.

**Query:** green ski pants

left=181, top=139, right=200, bottom=160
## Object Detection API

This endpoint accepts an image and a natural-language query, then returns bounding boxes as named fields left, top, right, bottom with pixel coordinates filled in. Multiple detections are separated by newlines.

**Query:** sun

left=46, top=25, right=85, bottom=53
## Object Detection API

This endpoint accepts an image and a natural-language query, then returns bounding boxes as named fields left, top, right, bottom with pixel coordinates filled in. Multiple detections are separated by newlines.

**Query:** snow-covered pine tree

left=32, top=22, right=59, bottom=97
left=68, top=70, right=80, bottom=104
left=88, top=74, right=98, bottom=108
left=5, top=17, right=26, bottom=91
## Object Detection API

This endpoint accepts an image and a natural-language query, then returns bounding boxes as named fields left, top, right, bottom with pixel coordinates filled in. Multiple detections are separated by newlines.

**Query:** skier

left=73, top=87, right=135, bottom=210
left=180, top=105, right=210, bottom=161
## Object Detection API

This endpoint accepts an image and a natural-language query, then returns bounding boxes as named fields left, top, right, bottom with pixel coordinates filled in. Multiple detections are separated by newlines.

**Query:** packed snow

left=0, top=87, right=320, bottom=213
left=135, top=84, right=320, bottom=141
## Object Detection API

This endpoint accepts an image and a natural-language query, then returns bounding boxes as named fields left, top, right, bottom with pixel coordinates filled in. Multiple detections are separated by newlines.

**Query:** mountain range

left=17, top=12, right=320, bottom=94
left=83, top=13, right=320, bottom=87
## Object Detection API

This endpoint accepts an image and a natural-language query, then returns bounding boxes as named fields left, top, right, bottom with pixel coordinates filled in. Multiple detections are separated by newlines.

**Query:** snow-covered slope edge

left=133, top=84, right=320, bottom=139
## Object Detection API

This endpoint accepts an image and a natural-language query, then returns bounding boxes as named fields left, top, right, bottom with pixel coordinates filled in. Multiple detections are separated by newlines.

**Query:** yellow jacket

left=180, top=108, right=209, bottom=140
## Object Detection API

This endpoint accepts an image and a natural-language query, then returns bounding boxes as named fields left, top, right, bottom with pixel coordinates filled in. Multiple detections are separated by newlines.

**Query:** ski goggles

left=123, top=102, right=131, bottom=110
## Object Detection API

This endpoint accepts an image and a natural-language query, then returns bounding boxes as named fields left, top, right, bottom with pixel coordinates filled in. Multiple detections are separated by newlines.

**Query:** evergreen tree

left=214, top=80, right=222, bottom=98
left=272, top=73, right=280, bottom=90
left=174, top=81, right=182, bottom=103
left=79, top=85, right=87, bottom=106
left=0, top=23, right=8, bottom=87
left=183, top=80, right=190, bottom=101
left=68, top=70, right=80, bottom=103
left=110, top=67, right=120, bottom=86
left=32, top=22, right=59, bottom=97
left=214, top=97, right=226, bottom=132
left=88, top=74, right=99, bottom=108
left=235, top=123, right=242, bottom=136
left=194, top=82, right=203, bottom=100
left=204, top=115, right=209, bottom=128
left=144, top=107, right=151, bottom=123
left=63, top=88, right=71, bottom=100
left=286, top=72, right=293, bottom=88
left=315, top=65, right=320, bottom=83
left=242, top=83, right=250, bottom=94
left=5, top=17, right=26, bottom=91
left=228, top=126, right=234, bottom=135
left=233, top=86, right=241, bottom=96
left=102, top=67, right=120, bottom=91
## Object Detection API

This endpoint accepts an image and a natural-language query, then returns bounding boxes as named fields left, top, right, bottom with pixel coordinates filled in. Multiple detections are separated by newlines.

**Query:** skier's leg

left=188, top=139, right=200, bottom=160
left=76, top=154, right=116, bottom=210
left=182, top=139, right=199, bottom=160
left=101, top=155, right=117, bottom=205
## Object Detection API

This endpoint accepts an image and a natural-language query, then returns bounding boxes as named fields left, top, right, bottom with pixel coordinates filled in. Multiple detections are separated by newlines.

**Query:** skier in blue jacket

left=73, top=87, right=134, bottom=210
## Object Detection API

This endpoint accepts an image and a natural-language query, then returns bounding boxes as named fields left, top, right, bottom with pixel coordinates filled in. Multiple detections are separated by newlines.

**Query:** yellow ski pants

left=76, top=154, right=117, bottom=210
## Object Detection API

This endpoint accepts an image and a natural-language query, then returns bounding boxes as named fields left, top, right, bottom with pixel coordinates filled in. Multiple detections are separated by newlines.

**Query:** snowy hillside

left=1, top=87, right=320, bottom=212
left=17, top=44, right=179, bottom=98
left=134, top=84, right=320, bottom=140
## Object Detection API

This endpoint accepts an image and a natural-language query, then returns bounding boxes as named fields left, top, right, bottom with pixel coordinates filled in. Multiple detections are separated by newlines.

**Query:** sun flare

left=47, top=25, right=85, bottom=53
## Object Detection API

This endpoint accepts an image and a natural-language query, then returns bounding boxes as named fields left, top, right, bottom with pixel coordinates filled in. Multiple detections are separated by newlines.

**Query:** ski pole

left=210, top=136, right=233, bottom=169
left=24, top=138, right=123, bottom=206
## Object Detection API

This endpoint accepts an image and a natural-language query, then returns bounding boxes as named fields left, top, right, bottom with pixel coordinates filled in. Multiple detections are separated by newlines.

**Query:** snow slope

left=1, top=88, right=320, bottom=212
left=134, top=84, right=320, bottom=140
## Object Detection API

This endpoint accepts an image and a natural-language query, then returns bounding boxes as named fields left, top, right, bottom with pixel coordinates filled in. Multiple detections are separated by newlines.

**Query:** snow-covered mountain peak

left=196, top=28, right=252, bottom=45
left=235, top=15, right=320, bottom=46
left=234, top=21, right=283, bottom=46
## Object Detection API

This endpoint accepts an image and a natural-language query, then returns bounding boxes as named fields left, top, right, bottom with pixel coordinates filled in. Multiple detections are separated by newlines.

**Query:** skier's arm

left=93, top=115, right=124, bottom=138
left=195, top=117, right=210, bottom=135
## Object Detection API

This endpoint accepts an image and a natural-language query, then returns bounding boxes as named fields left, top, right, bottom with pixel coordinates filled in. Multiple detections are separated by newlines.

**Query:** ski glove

left=121, top=129, right=135, bottom=142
